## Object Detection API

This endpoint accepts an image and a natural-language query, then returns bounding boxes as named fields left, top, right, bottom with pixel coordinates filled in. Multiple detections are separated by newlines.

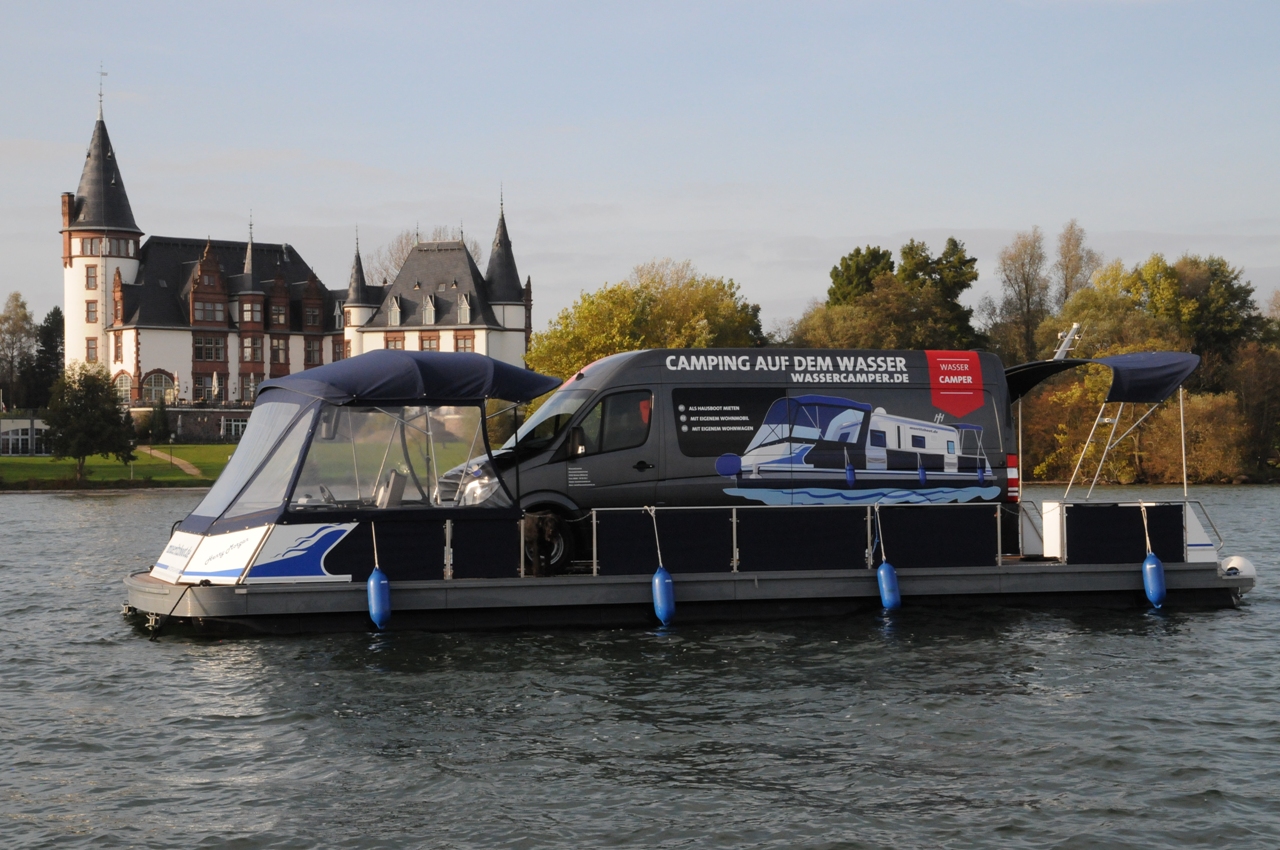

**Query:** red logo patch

left=925, top=350, right=984, bottom=417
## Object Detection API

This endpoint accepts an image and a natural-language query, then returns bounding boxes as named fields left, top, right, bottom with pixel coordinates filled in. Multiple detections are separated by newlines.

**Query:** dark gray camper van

left=494, top=349, right=1018, bottom=568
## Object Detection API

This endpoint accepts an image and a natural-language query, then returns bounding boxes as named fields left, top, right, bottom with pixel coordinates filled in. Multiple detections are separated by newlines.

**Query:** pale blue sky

left=2, top=1, right=1277, bottom=329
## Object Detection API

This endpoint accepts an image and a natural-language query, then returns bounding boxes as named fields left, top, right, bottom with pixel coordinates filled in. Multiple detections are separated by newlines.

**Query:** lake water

left=1, top=484, right=1278, bottom=849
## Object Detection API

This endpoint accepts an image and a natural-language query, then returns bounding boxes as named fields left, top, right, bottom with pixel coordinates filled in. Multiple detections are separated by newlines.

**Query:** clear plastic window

left=188, top=398, right=307, bottom=521
left=291, top=404, right=510, bottom=510
left=224, top=411, right=315, bottom=518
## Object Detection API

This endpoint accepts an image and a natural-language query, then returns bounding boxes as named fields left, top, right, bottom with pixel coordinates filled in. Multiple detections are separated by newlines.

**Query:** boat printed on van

left=713, top=394, right=993, bottom=502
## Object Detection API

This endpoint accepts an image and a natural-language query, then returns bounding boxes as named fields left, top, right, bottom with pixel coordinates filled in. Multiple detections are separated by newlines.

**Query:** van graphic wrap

left=926, top=350, right=985, bottom=416
left=506, top=349, right=1010, bottom=513
left=707, top=392, right=996, bottom=505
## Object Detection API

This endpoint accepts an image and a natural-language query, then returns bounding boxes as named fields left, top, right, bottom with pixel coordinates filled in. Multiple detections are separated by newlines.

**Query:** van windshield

left=502, top=389, right=593, bottom=452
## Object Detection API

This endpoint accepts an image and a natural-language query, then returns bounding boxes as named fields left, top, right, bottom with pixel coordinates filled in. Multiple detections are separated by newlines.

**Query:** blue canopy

left=258, top=350, right=562, bottom=406
left=1005, top=351, right=1201, bottom=403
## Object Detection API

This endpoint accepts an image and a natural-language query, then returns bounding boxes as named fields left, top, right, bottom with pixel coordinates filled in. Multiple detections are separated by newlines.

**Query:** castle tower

left=61, top=104, right=143, bottom=369
left=483, top=198, right=531, bottom=364
left=343, top=244, right=375, bottom=357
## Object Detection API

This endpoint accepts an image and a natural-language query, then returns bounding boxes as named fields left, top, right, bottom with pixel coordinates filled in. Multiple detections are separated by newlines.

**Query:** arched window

left=142, top=373, right=175, bottom=404
left=114, top=373, right=133, bottom=404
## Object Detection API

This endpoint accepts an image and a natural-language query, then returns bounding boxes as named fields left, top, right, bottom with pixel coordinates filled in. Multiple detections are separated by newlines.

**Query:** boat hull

left=124, top=560, right=1251, bottom=636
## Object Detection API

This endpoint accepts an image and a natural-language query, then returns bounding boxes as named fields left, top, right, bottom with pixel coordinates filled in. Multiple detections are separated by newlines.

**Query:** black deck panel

left=1064, top=504, right=1182, bottom=564
left=736, top=507, right=869, bottom=572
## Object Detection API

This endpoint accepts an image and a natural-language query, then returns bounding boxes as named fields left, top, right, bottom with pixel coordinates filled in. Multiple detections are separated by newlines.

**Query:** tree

left=1228, top=342, right=1280, bottom=471
left=1051, top=219, right=1102, bottom=308
left=1033, top=280, right=1184, bottom=360
left=0, top=292, right=35, bottom=409
left=150, top=395, right=171, bottom=443
left=45, top=362, right=136, bottom=482
left=365, top=227, right=485, bottom=288
left=1171, top=254, right=1263, bottom=390
left=791, top=274, right=963, bottom=350
left=1080, top=253, right=1262, bottom=391
left=898, top=237, right=984, bottom=348
left=526, top=259, right=763, bottom=380
left=827, top=246, right=895, bottom=305
left=820, top=237, right=983, bottom=349
left=17, top=306, right=64, bottom=410
left=989, top=227, right=1051, bottom=364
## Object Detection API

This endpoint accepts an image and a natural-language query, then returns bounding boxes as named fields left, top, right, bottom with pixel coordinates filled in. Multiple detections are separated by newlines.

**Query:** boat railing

left=1183, top=499, right=1224, bottom=549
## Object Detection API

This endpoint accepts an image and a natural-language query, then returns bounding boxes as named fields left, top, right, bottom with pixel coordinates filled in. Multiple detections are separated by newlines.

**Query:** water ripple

left=0, top=486, right=1278, bottom=848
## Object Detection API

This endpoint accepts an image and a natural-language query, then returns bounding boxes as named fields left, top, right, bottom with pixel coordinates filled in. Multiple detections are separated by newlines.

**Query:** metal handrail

left=1184, top=499, right=1224, bottom=548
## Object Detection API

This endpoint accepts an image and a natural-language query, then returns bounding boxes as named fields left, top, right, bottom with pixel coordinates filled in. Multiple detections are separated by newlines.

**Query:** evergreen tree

left=17, top=306, right=64, bottom=410
left=151, top=396, right=171, bottom=443
left=827, top=246, right=895, bottom=305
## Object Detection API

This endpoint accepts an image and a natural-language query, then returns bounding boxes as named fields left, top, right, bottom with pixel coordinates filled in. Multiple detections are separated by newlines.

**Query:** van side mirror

left=567, top=426, right=586, bottom=456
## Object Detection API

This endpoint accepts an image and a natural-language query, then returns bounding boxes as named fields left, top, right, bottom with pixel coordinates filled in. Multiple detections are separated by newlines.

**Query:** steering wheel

left=318, top=484, right=336, bottom=505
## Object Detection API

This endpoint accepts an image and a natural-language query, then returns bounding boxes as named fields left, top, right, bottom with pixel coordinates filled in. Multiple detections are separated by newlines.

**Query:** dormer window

left=458, top=294, right=471, bottom=325
left=334, top=304, right=344, bottom=329
left=423, top=295, right=435, bottom=325
left=388, top=297, right=401, bottom=327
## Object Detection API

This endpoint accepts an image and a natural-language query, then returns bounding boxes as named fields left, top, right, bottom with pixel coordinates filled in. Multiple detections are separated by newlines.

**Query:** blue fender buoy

left=1143, top=552, right=1166, bottom=609
left=652, top=565, right=675, bottom=626
left=877, top=560, right=901, bottom=610
left=977, top=466, right=985, bottom=486
left=367, top=565, right=391, bottom=629
left=845, top=458, right=856, bottom=488
left=917, top=464, right=927, bottom=486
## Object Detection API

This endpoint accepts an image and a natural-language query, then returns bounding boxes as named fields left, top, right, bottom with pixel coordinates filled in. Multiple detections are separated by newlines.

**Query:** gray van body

left=506, top=348, right=1015, bottom=515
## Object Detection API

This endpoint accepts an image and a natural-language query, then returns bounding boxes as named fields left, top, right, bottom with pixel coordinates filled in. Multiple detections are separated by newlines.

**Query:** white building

left=61, top=107, right=534, bottom=406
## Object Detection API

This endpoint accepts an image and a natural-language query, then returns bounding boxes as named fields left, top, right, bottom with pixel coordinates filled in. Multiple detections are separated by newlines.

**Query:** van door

left=564, top=389, right=659, bottom=508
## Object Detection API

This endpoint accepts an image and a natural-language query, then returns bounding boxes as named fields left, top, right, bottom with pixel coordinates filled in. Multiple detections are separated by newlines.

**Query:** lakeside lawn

left=0, top=443, right=233, bottom=488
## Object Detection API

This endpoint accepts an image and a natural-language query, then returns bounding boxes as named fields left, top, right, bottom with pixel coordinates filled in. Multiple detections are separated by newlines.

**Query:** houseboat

left=123, top=348, right=1256, bottom=635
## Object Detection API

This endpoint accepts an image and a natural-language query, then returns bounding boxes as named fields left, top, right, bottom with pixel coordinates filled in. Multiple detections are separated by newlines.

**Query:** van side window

left=911, top=435, right=926, bottom=449
left=578, top=390, right=653, bottom=455
left=869, top=430, right=887, bottom=448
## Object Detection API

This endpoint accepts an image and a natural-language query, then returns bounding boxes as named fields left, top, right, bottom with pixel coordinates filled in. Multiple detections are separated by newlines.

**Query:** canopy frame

left=1047, top=352, right=1200, bottom=500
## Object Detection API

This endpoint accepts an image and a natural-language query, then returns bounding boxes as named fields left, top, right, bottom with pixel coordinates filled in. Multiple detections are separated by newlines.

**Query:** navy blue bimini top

left=1005, top=351, right=1200, bottom=403
left=257, top=350, right=562, bottom=406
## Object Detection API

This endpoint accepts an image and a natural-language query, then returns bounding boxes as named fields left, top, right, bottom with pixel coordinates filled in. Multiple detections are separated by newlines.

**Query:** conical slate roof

left=346, top=248, right=374, bottom=305
left=66, top=115, right=142, bottom=234
left=484, top=207, right=524, bottom=303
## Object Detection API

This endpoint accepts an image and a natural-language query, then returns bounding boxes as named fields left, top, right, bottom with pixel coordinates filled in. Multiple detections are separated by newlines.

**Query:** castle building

left=61, top=107, right=534, bottom=407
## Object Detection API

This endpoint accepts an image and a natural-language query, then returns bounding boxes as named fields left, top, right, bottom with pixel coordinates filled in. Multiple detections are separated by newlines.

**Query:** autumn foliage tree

left=525, top=259, right=764, bottom=381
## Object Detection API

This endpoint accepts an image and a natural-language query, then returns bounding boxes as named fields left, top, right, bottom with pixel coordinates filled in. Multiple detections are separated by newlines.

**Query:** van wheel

left=524, top=511, right=577, bottom=576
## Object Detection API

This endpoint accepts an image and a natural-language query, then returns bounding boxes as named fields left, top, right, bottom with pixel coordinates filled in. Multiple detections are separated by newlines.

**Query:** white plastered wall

left=138, top=329, right=194, bottom=401
left=288, top=336, right=306, bottom=372
left=64, top=250, right=139, bottom=368
left=485, top=329, right=527, bottom=367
